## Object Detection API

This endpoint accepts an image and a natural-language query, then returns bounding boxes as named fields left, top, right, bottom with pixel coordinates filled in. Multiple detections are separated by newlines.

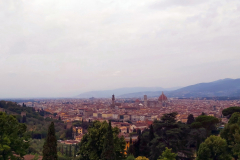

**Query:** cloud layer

left=0, top=0, right=240, bottom=98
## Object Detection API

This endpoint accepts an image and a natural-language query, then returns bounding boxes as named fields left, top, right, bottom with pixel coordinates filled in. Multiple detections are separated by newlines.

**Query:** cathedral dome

left=158, top=92, right=168, bottom=102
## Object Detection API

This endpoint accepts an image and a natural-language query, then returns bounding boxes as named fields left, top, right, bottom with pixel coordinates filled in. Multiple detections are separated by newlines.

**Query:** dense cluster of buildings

left=21, top=93, right=240, bottom=146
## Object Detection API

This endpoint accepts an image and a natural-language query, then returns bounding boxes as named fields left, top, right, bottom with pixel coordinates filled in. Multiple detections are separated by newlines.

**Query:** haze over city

left=1, top=0, right=240, bottom=98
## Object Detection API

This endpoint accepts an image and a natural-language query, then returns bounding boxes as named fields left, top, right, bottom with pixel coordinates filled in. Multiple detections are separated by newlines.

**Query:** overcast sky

left=1, top=0, right=240, bottom=98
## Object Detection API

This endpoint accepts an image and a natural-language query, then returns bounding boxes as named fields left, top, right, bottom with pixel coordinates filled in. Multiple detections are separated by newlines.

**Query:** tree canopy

left=150, top=112, right=193, bottom=160
left=191, top=115, right=219, bottom=135
left=78, top=121, right=125, bottom=160
left=222, top=107, right=240, bottom=117
left=220, top=112, right=240, bottom=160
left=157, top=147, right=177, bottom=160
left=197, top=135, right=232, bottom=160
left=0, top=112, right=29, bottom=160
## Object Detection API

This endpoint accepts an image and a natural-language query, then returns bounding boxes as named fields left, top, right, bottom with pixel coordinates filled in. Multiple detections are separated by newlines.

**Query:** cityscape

left=12, top=92, right=239, bottom=143
left=1, top=0, right=240, bottom=159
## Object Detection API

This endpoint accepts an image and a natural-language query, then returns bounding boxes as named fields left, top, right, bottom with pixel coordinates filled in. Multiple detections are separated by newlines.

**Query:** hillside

left=76, top=87, right=180, bottom=98
left=0, top=100, right=66, bottom=139
left=119, top=78, right=240, bottom=98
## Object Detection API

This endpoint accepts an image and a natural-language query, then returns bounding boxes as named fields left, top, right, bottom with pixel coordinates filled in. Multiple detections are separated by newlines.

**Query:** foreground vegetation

left=1, top=100, right=240, bottom=159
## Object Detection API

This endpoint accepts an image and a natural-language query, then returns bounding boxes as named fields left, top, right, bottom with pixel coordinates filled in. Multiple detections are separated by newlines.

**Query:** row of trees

left=126, top=112, right=219, bottom=160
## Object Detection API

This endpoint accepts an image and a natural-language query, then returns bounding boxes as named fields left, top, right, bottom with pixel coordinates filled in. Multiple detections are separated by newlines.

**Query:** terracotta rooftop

left=158, top=92, right=168, bottom=102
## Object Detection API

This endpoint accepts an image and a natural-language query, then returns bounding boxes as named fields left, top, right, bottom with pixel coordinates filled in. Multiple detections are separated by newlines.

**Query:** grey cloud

left=150, top=0, right=209, bottom=10
left=0, top=0, right=240, bottom=98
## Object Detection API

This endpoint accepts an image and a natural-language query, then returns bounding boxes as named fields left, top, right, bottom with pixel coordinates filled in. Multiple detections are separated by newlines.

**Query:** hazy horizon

left=1, top=0, right=240, bottom=98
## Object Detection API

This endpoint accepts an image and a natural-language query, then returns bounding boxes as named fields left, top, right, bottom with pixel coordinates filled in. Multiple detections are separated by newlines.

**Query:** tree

left=0, top=112, right=29, bottom=160
left=197, top=135, right=232, bottom=160
left=61, top=145, right=64, bottom=155
left=220, top=112, right=240, bottom=160
left=74, top=144, right=77, bottom=158
left=191, top=115, right=219, bottom=136
left=22, top=115, right=27, bottom=123
left=126, top=154, right=135, bottom=160
left=136, top=156, right=149, bottom=160
left=127, top=136, right=134, bottom=156
left=187, top=114, right=195, bottom=125
left=66, top=126, right=73, bottom=139
left=150, top=112, right=193, bottom=160
left=78, top=121, right=125, bottom=160
left=133, top=135, right=141, bottom=157
left=187, top=128, right=207, bottom=151
left=65, top=146, right=68, bottom=156
left=149, top=124, right=155, bottom=143
left=42, top=122, right=58, bottom=160
left=222, top=107, right=240, bottom=118
left=101, top=121, right=116, bottom=160
left=139, top=131, right=150, bottom=157
left=69, top=144, right=72, bottom=157
left=157, top=147, right=177, bottom=160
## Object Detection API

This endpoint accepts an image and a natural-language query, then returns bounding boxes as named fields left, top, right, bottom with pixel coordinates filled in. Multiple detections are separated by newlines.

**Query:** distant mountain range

left=119, top=78, right=240, bottom=98
left=76, top=87, right=180, bottom=98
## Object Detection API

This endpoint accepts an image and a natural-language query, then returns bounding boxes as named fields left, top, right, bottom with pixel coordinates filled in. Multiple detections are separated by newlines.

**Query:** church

left=144, top=92, right=169, bottom=108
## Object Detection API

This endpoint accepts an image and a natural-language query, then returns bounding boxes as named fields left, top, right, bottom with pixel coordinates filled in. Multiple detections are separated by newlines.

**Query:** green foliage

left=126, top=154, right=135, bottom=160
left=150, top=112, right=193, bottom=160
left=0, top=100, right=66, bottom=140
left=222, top=106, right=240, bottom=117
left=0, top=112, right=29, bottom=160
left=157, top=147, right=177, bottom=160
left=101, top=121, right=116, bottom=160
left=135, top=156, right=149, bottom=160
left=139, top=131, right=150, bottom=157
left=78, top=121, right=126, bottom=160
left=191, top=115, right=219, bottom=135
left=149, top=124, right=154, bottom=143
left=220, top=112, right=240, bottom=159
left=42, top=122, right=58, bottom=160
left=133, top=135, right=141, bottom=157
left=187, top=128, right=207, bottom=151
left=228, top=112, right=240, bottom=124
left=65, top=127, right=73, bottom=139
left=187, top=114, right=195, bottom=125
left=197, top=135, right=232, bottom=160
left=28, top=139, right=45, bottom=155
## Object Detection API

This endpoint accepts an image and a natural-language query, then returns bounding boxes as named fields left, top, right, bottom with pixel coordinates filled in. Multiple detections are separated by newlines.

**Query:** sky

left=0, top=0, right=240, bottom=98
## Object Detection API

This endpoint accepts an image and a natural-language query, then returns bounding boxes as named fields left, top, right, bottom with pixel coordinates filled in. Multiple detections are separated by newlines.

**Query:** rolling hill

left=119, top=78, right=240, bottom=98
left=76, top=87, right=180, bottom=98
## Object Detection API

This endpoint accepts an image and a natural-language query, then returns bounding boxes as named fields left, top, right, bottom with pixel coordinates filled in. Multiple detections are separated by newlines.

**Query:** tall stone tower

left=144, top=95, right=147, bottom=107
left=112, top=94, right=115, bottom=106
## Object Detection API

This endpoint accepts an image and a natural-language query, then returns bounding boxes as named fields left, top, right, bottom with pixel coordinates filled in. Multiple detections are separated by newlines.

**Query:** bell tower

left=112, top=94, right=115, bottom=106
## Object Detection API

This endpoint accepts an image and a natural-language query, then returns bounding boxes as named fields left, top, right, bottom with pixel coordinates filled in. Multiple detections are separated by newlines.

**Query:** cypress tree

left=149, top=124, right=155, bottom=143
left=42, top=122, right=58, bottom=160
left=69, top=145, right=72, bottom=157
left=74, top=145, right=76, bottom=158
left=22, top=115, right=26, bottom=123
left=187, top=114, right=195, bottom=124
left=66, top=146, right=68, bottom=156
left=133, top=135, right=141, bottom=157
left=101, top=121, right=116, bottom=160
left=128, top=136, right=135, bottom=156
